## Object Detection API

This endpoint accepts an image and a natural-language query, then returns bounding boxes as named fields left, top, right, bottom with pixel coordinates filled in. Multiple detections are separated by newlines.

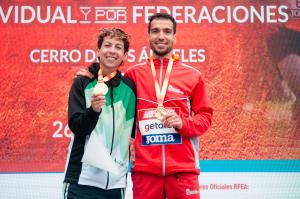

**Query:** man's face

left=148, top=19, right=176, bottom=57
left=97, top=37, right=127, bottom=70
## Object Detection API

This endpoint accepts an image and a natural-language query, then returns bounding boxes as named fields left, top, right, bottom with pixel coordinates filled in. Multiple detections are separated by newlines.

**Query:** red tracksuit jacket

left=126, top=57, right=213, bottom=176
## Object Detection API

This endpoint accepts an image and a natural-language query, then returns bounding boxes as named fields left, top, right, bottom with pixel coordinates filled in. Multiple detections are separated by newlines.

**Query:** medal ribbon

left=149, top=50, right=174, bottom=107
left=97, top=68, right=117, bottom=83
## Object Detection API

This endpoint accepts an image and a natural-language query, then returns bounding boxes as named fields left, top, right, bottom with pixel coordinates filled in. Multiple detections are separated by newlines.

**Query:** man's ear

left=173, top=34, right=177, bottom=44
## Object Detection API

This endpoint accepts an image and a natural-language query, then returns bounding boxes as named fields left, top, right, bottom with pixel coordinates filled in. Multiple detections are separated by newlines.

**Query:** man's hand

left=91, top=93, right=106, bottom=113
left=162, top=111, right=183, bottom=129
left=76, top=68, right=94, bottom=79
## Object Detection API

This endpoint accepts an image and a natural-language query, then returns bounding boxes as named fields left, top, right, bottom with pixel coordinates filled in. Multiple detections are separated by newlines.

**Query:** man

left=78, top=13, right=213, bottom=199
left=63, top=28, right=136, bottom=199
left=125, top=13, right=213, bottom=199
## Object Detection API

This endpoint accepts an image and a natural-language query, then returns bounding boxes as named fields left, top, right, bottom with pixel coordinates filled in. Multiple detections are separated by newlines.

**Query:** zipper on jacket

left=159, top=58, right=166, bottom=176
left=162, top=145, right=166, bottom=176
left=106, top=86, right=115, bottom=189
left=159, top=58, right=164, bottom=86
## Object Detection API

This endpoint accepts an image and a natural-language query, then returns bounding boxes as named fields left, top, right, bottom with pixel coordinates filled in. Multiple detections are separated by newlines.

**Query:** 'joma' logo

left=145, top=134, right=175, bottom=144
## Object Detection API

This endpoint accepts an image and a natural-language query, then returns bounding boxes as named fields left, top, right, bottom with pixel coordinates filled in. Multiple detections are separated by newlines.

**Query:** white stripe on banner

left=0, top=173, right=299, bottom=199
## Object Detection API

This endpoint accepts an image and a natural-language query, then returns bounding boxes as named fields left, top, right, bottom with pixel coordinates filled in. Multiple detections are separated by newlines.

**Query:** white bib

left=138, top=108, right=182, bottom=146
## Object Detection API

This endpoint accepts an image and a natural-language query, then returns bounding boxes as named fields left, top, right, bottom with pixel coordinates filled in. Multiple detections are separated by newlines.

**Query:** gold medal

left=94, top=68, right=117, bottom=95
left=93, top=82, right=108, bottom=95
left=149, top=50, right=175, bottom=121
left=155, top=106, right=168, bottom=121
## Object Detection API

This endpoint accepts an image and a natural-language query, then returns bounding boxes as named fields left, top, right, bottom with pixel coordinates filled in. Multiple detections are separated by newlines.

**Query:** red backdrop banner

left=0, top=0, right=299, bottom=172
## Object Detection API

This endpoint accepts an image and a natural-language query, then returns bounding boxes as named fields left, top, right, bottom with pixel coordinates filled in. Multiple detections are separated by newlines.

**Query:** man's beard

left=151, top=44, right=173, bottom=57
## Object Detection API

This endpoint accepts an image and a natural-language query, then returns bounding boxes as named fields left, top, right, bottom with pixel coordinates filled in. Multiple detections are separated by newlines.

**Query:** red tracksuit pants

left=132, top=172, right=200, bottom=199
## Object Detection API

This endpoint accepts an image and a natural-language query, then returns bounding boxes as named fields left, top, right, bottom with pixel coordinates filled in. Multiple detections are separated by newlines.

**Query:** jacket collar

left=148, top=54, right=180, bottom=69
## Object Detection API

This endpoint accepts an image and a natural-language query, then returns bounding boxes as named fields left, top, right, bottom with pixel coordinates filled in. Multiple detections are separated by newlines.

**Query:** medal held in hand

left=155, top=106, right=168, bottom=121
left=149, top=50, right=174, bottom=121
left=93, top=68, right=117, bottom=95
left=93, top=82, right=108, bottom=95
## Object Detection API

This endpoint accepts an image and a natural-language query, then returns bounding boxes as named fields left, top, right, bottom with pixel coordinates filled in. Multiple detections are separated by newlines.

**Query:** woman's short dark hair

left=97, top=28, right=130, bottom=53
